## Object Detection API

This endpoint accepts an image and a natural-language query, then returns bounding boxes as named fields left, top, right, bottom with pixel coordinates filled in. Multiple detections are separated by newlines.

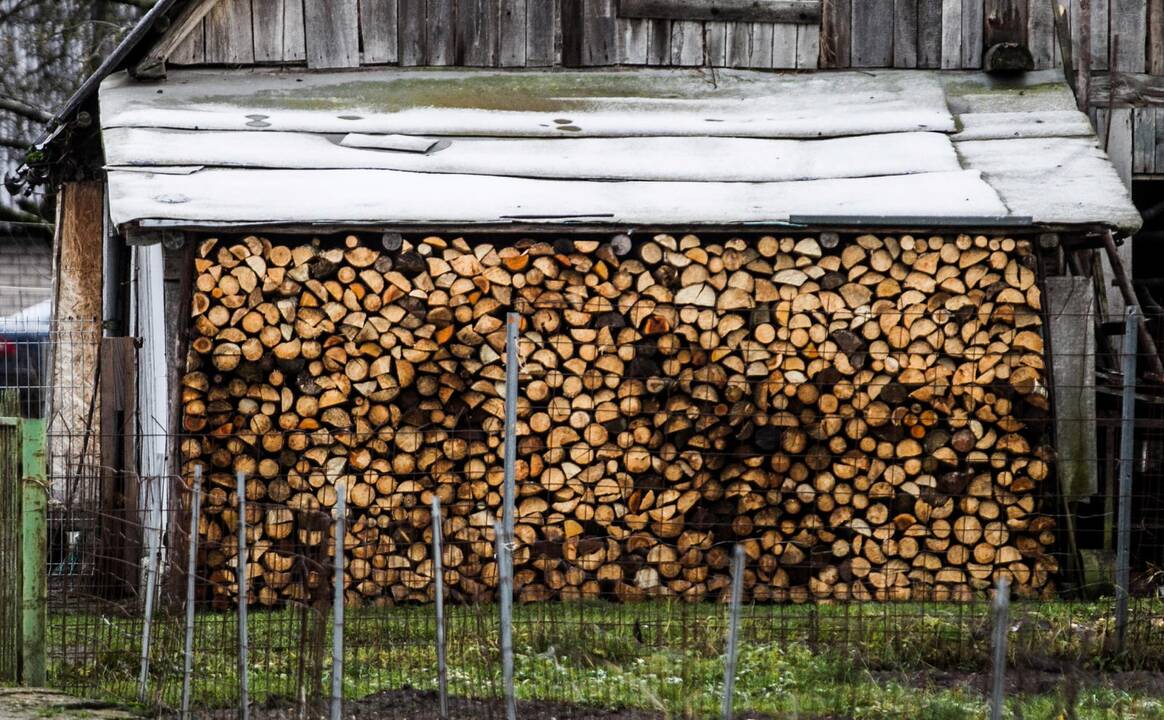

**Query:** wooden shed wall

left=161, top=0, right=1156, bottom=74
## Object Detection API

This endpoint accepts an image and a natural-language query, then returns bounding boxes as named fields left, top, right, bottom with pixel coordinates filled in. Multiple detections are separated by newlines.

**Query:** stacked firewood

left=182, top=232, right=1058, bottom=607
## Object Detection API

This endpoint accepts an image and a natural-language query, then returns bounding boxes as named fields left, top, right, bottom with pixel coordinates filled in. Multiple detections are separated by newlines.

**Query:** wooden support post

left=21, top=418, right=47, bottom=687
left=0, top=394, right=19, bottom=685
left=99, top=337, right=139, bottom=598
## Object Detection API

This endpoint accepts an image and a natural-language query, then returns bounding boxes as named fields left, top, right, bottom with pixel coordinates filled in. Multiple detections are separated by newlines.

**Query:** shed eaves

left=98, top=66, right=1142, bottom=234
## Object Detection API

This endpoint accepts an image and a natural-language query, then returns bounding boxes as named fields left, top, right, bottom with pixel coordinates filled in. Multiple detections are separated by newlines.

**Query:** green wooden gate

left=0, top=389, right=47, bottom=686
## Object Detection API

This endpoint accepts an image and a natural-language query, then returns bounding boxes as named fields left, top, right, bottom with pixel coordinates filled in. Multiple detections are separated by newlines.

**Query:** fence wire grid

left=11, top=230, right=1164, bottom=720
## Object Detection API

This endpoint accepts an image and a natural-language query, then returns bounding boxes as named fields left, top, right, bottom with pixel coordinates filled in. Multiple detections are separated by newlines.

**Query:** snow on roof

left=98, top=66, right=1142, bottom=233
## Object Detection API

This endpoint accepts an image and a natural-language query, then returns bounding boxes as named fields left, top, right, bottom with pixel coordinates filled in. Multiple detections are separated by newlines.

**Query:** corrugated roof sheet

left=98, top=66, right=1142, bottom=233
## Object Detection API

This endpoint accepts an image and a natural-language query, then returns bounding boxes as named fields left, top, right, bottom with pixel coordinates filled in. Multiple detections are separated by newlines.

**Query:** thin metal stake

left=181, top=466, right=202, bottom=720
left=237, top=471, right=249, bottom=720
left=990, top=576, right=1011, bottom=720
left=1116, top=305, right=1139, bottom=654
left=495, top=521, right=516, bottom=720
left=138, top=480, right=159, bottom=703
left=503, top=312, right=519, bottom=549
left=432, top=497, right=449, bottom=719
left=331, top=483, right=346, bottom=720
left=722, top=545, right=745, bottom=720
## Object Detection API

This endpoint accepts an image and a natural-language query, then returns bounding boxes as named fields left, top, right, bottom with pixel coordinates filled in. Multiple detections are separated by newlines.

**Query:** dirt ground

left=204, top=689, right=795, bottom=720
left=0, top=689, right=137, bottom=720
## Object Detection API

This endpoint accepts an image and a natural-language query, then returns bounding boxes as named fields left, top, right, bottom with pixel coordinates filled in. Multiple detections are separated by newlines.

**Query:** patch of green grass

left=45, top=599, right=1164, bottom=718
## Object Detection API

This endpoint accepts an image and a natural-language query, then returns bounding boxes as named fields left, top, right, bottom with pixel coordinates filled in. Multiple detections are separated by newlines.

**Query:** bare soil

left=204, top=689, right=805, bottom=720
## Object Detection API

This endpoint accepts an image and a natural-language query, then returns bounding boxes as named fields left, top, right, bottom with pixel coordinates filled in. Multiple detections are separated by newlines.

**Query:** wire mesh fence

left=15, top=230, right=1164, bottom=719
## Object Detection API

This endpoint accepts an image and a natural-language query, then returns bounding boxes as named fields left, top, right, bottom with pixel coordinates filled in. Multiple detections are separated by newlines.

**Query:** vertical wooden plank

left=361, top=0, right=399, bottom=64
left=282, top=0, right=306, bottom=61
left=1154, top=107, right=1164, bottom=172
left=941, top=0, right=962, bottom=67
left=429, top=0, right=457, bottom=64
left=894, top=0, right=919, bottom=67
left=984, top=0, right=1028, bottom=47
left=1027, top=0, right=1056, bottom=69
left=646, top=18, right=672, bottom=64
left=21, top=419, right=46, bottom=687
left=1108, top=107, right=1134, bottom=188
left=170, top=21, right=206, bottom=65
left=725, top=22, right=752, bottom=67
left=527, top=0, right=558, bottom=65
left=561, top=0, right=584, bottom=64
left=98, top=337, right=138, bottom=600
left=1150, top=0, right=1164, bottom=74
left=962, top=0, right=983, bottom=67
left=918, top=0, right=942, bottom=66
left=1133, top=107, right=1156, bottom=175
left=499, top=0, right=527, bottom=66
left=771, top=22, right=798, bottom=67
left=749, top=22, right=776, bottom=67
left=671, top=20, right=704, bottom=65
left=1091, top=0, right=1109, bottom=69
left=304, top=0, right=359, bottom=68
left=401, top=0, right=428, bottom=65
left=205, top=0, right=256, bottom=64
left=820, top=0, right=852, bottom=67
left=796, top=23, right=820, bottom=67
left=252, top=0, right=286, bottom=62
left=619, top=17, right=651, bottom=63
left=457, top=0, right=498, bottom=65
left=1111, top=0, right=1147, bottom=71
left=853, top=0, right=895, bottom=66
left=0, top=392, right=18, bottom=684
left=705, top=21, right=728, bottom=65
left=582, top=0, right=617, bottom=65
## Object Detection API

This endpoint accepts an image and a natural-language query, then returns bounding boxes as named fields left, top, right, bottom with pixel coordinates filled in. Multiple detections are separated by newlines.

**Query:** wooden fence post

left=21, top=418, right=47, bottom=687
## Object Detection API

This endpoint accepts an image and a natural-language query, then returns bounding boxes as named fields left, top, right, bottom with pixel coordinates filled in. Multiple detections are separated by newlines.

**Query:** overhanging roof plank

left=103, top=128, right=963, bottom=182
left=99, top=68, right=957, bottom=138
left=955, top=136, right=1143, bottom=233
left=953, top=111, right=1096, bottom=140
left=106, top=168, right=1009, bottom=227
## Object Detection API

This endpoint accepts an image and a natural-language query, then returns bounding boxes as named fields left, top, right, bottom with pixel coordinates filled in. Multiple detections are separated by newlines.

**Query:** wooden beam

left=618, top=0, right=821, bottom=23
left=133, top=0, right=227, bottom=79
left=1090, top=71, right=1164, bottom=106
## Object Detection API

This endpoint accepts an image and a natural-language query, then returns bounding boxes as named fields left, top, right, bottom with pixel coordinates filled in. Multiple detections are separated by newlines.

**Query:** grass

left=45, top=599, right=1164, bottom=719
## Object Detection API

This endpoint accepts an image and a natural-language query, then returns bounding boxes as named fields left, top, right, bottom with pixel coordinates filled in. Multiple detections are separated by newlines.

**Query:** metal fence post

left=237, top=471, right=249, bottom=720
left=181, top=466, right=202, bottom=720
left=722, top=545, right=745, bottom=720
left=432, top=496, right=448, bottom=719
left=990, top=576, right=1011, bottom=720
left=331, top=482, right=346, bottom=720
left=503, top=312, right=519, bottom=550
left=138, top=479, right=159, bottom=702
left=495, top=520, right=516, bottom=720
left=1116, top=305, right=1138, bottom=655
left=20, top=417, right=46, bottom=687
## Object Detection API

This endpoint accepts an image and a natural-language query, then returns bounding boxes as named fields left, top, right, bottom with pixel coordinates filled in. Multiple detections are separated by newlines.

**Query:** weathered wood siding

left=161, top=0, right=1151, bottom=74
left=166, top=0, right=820, bottom=69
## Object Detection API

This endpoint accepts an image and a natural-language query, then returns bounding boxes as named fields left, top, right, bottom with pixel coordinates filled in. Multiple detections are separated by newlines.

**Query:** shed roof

left=99, top=66, right=1141, bottom=233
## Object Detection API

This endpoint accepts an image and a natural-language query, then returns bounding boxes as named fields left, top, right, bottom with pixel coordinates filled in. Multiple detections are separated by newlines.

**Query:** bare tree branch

left=0, top=95, right=53, bottom=125
left=0, top=136, right=32, bottom=152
